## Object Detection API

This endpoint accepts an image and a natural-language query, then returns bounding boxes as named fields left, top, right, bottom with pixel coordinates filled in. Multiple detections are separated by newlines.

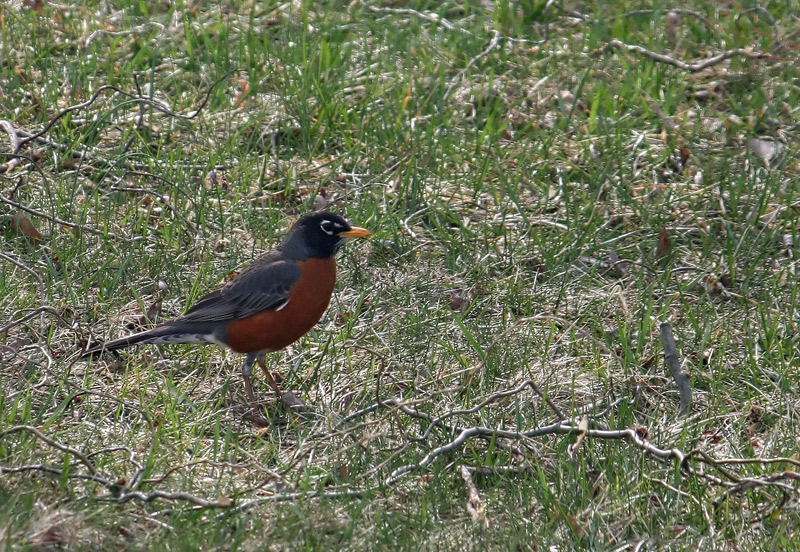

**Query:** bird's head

left=280, top=211, right=372, bottom=259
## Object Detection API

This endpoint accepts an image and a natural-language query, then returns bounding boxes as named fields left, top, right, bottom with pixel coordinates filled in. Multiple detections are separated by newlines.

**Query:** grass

left=2, top=0, right=800, bottom=549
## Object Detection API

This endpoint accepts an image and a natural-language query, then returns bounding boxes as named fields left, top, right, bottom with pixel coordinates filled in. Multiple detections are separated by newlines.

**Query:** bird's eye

left=320, top=220, right=336, bottom=235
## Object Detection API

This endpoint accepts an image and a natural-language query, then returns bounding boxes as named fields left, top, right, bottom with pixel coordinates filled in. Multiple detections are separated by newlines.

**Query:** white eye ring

left=320, top=220, right=341, bottom=236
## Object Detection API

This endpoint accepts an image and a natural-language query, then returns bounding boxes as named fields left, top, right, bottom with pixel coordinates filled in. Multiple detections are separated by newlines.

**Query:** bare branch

left=0, top=307, right=75, bottom=336
left=596, top=40, right=771, bottom=72
left=361, top=2, right=472, bottom=35
left=116, top=490, right=235, bottom=508
left=444, top=31, right=503, bottom=101
left=387, top=426, right=484, bottom=484
left=411, top=380, right=544, bottom=442
left=0, top=120, right=23, bottom=173
left=18, top=70, right=241, bottom=148
left=660, top=322, right=691, bottom=417
left=0, top=463, right=113, bottom=486
left=228, top=490, right=369, bottom=514
left=0, top=426, right=98, bottom=476
left=84, top=22, right=165, bottom=50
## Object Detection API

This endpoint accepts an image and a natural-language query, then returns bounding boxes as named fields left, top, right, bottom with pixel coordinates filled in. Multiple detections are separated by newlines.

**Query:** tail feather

left=82, top=321, right=225, bottom=358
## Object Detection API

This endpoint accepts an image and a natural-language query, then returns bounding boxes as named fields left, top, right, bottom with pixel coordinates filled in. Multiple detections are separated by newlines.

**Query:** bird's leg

left=256, top=353, right=307, bottom=411
left=239, top=352, right=272, bottom=427
left=255, top=352, right=282, bottom=395
left=241, top=352, right=259, bottom=404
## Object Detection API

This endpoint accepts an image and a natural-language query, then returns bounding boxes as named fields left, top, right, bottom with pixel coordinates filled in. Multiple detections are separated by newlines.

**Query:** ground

left=1, top=1, right=800, bottom=550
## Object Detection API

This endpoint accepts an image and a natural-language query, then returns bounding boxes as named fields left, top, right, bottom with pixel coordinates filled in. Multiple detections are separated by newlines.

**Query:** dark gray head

left=279, top=211, right=372, bottom=259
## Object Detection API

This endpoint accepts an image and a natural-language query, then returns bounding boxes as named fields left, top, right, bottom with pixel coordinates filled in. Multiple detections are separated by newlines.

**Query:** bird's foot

left=241, top=372, right=271, bottom=426
left=255, top=355, right=309, bottom=412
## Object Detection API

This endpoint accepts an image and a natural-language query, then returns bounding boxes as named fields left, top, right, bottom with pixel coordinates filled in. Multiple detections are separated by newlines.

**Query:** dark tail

left=81, top=327, right=175, bottom=358
left=81, top=321, right=223, bottom=358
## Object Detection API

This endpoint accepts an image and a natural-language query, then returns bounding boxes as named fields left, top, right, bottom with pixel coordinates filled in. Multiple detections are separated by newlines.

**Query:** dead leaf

left=564, top=513, right=585, bottom=539
left=701, top=275, right=725, bottom=296
left=23, top=0, right=45, bottom=13
left=675, top=145, right=691, bottom=173
left=459, top=466, right=488, bottom=528
left=748, top=138, right=783, bottom=167
left=335, top=311, right=354, bottom=325
left=123, top=297, right=163, bottom=331
left=666, top=11, right=681, bottom=43
left=608, top=250, right=629, bottom=278
left=648, top=100, right=679, bottom=131
left=313, top=194, right=330, bottom=210
left=145, top=298, right=163, bottom=323
left=106, top=360, right=126, bottom=372
left=280, top=391, right=309, bottom=411
left=9, top=211, right=43, bottom=242
left=726, top=114, right=743, bottom=127
left=60, top=156, right=82, bottom=169
left=51, top=255, right=63, bottom=275
left=558, top=89, right=575, bottom=109
left=567, top=415, right=589, bottom=457
left=204, top=170, right=229, bottom=191
left=657, top=228, right=672, bottom=259
left=588, top=469, right=604, bottom=497
left=747, top=405, right=763, bottom=424
left=2, top=335, right=30, bottom=353
left=449, top=289, right=471, bottom=313
left=232, top=77, right=250, bottom=108
left=693, top=89, right=712, bottom=101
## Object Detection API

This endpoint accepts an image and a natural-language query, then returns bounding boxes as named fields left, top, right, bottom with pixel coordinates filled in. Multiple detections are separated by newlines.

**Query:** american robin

left=83, top=211, right=372, bottom=404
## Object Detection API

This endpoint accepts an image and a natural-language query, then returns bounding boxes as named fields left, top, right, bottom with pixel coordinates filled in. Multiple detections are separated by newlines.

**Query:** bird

left=83, top=211, right=372, bottom=405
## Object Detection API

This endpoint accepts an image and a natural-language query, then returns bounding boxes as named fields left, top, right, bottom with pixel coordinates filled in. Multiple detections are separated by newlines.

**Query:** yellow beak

left=340, top=226, right=372, bottom=238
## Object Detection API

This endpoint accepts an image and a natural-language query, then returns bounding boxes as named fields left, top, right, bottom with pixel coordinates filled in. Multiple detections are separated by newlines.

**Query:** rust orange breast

left=223, top=258, right=337, bottom=353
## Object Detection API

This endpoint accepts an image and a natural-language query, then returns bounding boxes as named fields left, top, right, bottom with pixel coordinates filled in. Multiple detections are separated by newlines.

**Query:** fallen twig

left=444, top=30, right=503, bottom=101
left=0, top=463, right=113, bottom=486
left=362, top=0, right=554, bottom=103
left=596, top=40, right=771, bottom=72
left=0, top=120, right=23, bottom=173
left=0, top=426, right=99, bottom=476
left=0, top=307, right=78, bottom=337
left=361, top=2, right=472, bottom=35
left=410, top=380, right=543, bottom=441
left=232, top=489, right=367, bottom=512
left=460, top=465, right=488, bottom=528
left=18, top=70, right=239, bottom=148
left=660, top=322, right=691, bottom=417
left=84, top=21, right=165, bottom=50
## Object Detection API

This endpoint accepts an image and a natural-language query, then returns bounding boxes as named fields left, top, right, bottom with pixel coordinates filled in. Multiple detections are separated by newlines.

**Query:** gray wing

left=175, top=252, right=301, bottom=323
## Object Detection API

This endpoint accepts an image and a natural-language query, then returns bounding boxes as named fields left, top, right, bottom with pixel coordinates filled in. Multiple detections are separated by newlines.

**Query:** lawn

left=2, top=0, right=799, bottom=549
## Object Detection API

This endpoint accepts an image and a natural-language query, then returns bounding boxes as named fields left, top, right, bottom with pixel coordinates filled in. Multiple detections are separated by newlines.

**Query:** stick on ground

left=660, top=322, right=691, bottom=417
